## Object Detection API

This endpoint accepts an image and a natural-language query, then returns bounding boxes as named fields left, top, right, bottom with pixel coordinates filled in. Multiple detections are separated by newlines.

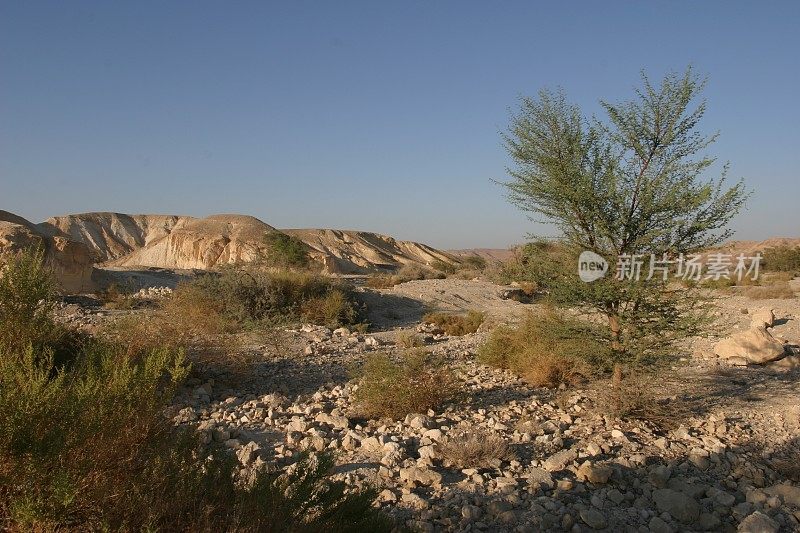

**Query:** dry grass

left=422, top=310, right=485, bottom=336
left=364, top=264, right=444, bottom=289
left=742, top=282, right=796, bottom=300
left=595, top=371, right=687, bottom=429
left=437, top=430, right=516, bottom=469
left=352, top=349, right=456, bottom=420
left=97, top=282, right=138, bottom=309
left=396, top=331, right=425, bottom=348
left=522, top=353, right=591, bottom=388
left=364, top=275, right=397, bottom=289
left=478, top=309, right=608, bottom=388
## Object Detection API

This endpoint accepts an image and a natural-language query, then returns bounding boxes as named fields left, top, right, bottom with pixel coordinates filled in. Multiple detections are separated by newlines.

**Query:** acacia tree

left=502, top=68, right=748, bottom=365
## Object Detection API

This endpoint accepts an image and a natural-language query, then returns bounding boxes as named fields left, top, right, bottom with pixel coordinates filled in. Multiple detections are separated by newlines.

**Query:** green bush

left=0, top=248, right=56, bottom=354
left=353, top=349, right=456, bottom=419
left=263, top=232, right=310, bottom=268
left=0, top=252, right=390, bottom=531
left=460, top=254, right=488, bottom=271
left=0, top=341, right=390, bottom=531
left=422, top=310, right=485, bottom=336
left=430, top=259, right=457, bottom=275
left=0, top=248, right=87, bottom=368
left=97, top=281, right=137, bottom=309
left=478, top=309, right=610, bottom=387
left=178, top=268, right=362, bottom=328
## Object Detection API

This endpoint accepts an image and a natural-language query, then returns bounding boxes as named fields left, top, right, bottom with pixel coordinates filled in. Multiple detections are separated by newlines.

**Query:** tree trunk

left=608, top=312, right=622, bottom=353
left=611, top=363, right=623, bottom=414
left=607, top=309, right=624, bottom=413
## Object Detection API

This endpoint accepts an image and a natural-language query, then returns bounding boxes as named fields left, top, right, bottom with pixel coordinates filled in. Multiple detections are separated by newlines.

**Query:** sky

left=1, top=1, right=798, bottom=249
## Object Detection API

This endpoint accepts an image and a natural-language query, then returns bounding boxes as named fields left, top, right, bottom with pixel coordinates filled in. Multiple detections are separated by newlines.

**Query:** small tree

left=502, top=68, right=748, bottom=366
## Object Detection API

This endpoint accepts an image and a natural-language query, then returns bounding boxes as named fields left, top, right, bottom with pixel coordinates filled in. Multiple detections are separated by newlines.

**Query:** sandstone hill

left=284, top=228, right=455, bottom=274
left=1, top=211, right=461, bottom=289
left=0, top=210, right=95, bottom=292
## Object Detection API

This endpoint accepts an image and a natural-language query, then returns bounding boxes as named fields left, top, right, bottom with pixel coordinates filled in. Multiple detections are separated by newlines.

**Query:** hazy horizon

left=2, top=2, right=799, bottom=249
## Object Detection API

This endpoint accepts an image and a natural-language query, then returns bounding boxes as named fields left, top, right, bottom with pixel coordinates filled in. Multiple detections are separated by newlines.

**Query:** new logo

left=578, top=251, right=608, bottom=282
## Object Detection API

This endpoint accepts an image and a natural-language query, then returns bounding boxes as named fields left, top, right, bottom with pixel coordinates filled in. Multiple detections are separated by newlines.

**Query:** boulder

left=764, top=483, right=800, bottom=507
left=713, top=326, right=785, bottom=364
left=750, top=308, right=775, bottom=328
left=652, top=488, right=701, bottom=524
left=577, top=461, right=613, bottom=484
left=542, top=447, right=578, bottom=472
left=399, top=466, right=442, bottom=487
left=737, top=511, right=779, bottom=533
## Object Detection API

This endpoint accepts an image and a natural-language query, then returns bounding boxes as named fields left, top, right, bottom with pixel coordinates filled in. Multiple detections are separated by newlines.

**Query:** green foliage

left=460, top=254, right=488, bottom=271
left=763, top=245, right=800, bottom=273
left=353, top=349, right=456, bottom=419
left=181, top=268, right=362, bottom=328
left=430, top=259, right=457, bottom=275
left=479, top=309, right=610, bottom=386
left=422, top=310, right=485, bottom=336
left=0, top=247, right=55, bottom=354
left=501, top=68, right=747, bottom=363
left=0, top=248, right=86, bottom=368
left=263, top=232, right=310, bottom=268
left=0, top=263, right=390, bottom=531
left=0, top=342, right=390, bottom=531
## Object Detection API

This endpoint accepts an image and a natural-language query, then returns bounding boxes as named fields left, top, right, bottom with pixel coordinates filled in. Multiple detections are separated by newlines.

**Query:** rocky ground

left=60, top=278, right=800, bottom=532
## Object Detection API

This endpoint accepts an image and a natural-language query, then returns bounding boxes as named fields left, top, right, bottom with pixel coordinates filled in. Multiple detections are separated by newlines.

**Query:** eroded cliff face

left=39, top=212, right=186, bottom=262
left=0, top=211, right=96, bottom=293
left=283, top=228, right=457, bottom=274
left=109, top=215, right=277, bottom=270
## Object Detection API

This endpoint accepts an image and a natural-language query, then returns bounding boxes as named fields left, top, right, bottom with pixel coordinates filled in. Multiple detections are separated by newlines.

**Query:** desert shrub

left=461, top=254, right=488, bottom=271
left=763, top=245, right=800, bottom=273
left=97, top=282, right=137, bottom=309
left=396, top=331, right=424, bottom=348
left=596, top=370, right=687, bottom=429
left=175, top=268, right=362, bottom=328
left=437, top=430, right=515, bottom=469
left=0, top=248, right=56, bottom=354
left=430, top=259, right=457, bottom=275
left=0, top=248, right=88, bottom=368
left=263, top=232, right=310, bottom=268
left=743, top=282, right=796, bottom=300
left=364, top=275, right=396, bottom=289
left=365, top=264, right=444, bottom=289
left=422, top=310, right=485, bottom=336
left=300, top=289, right=359, bottom=329
left=0, top=340, right=390, bottom=531
left=478, top=309, right=610, bottom=387
left=764, top=271, right=796, bottom=282
left=353, top=349, right=456, bottom=419
left=0, top=268, right=389, bottom=531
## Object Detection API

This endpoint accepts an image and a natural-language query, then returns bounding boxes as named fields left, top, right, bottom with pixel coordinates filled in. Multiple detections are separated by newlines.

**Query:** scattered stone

left=737, top=511, right=779, bottom=533
left=577, top=461, right=613, bottom=484
left=713, top=326, right=785, bottom=364
left=579, top=507, right=607, bottom=530
left=652, top=488, right=701, bottom=524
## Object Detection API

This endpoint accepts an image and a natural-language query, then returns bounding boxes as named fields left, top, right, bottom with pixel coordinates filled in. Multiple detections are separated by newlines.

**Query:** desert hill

left=0, top=211, right=462, bottom=290
left=284, top=228, right=455, bottom=274
left=0, top=210, right=95, bottom=292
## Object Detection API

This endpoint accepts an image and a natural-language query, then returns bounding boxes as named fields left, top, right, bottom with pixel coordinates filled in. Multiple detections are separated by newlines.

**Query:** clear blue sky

left=2, top=1, right=798, bottom=249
